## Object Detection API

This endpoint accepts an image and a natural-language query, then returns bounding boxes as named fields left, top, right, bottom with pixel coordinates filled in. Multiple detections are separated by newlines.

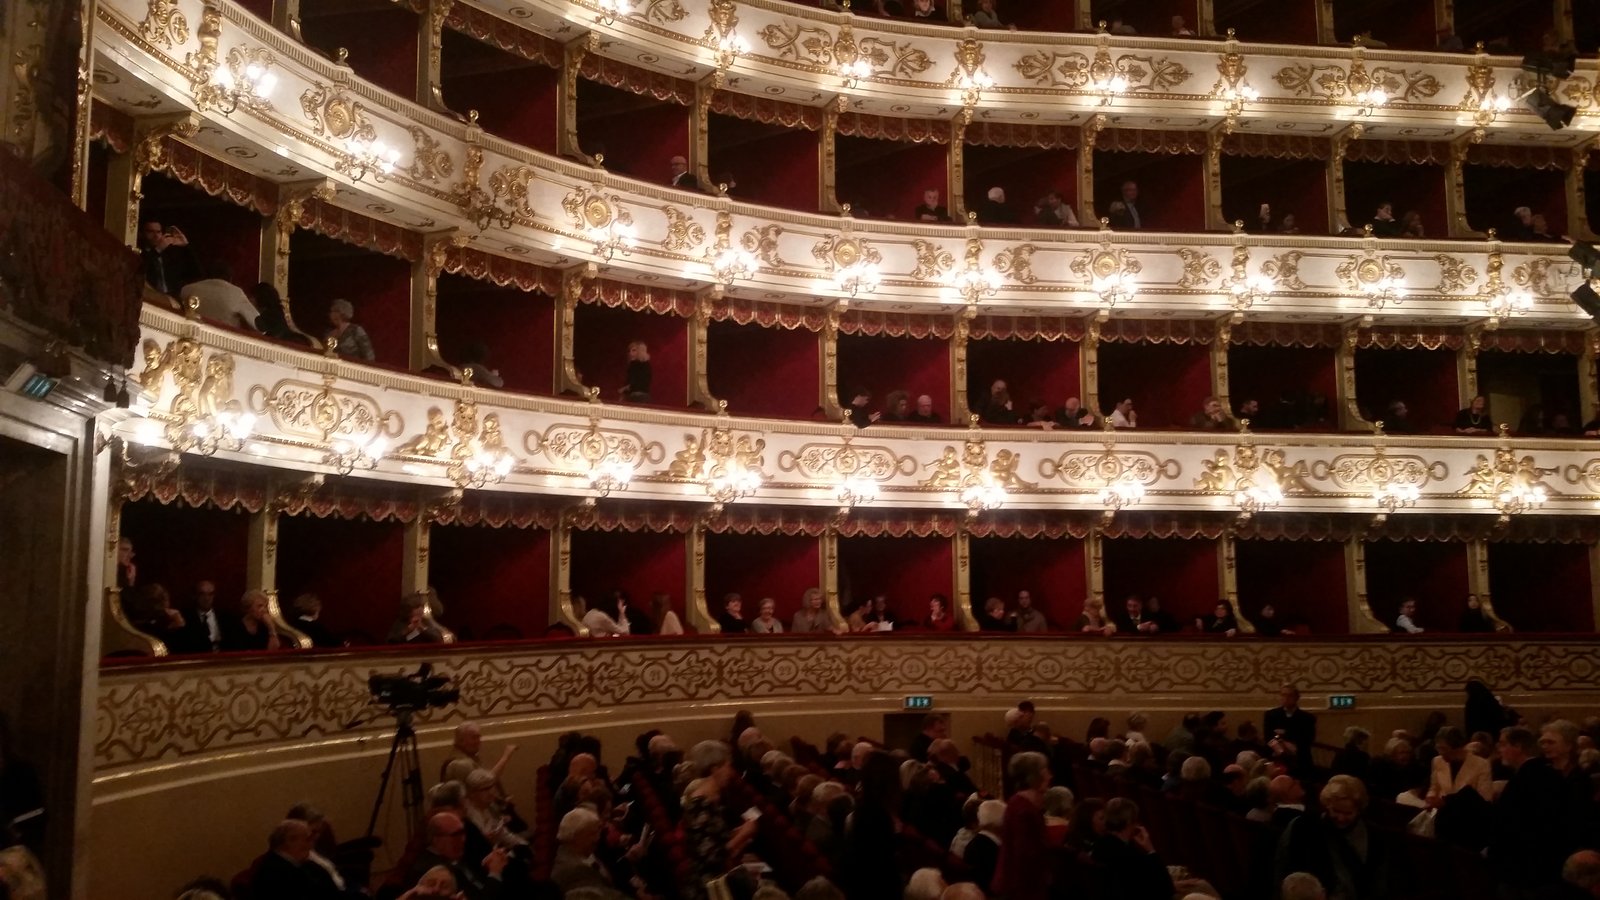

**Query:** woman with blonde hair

left=790, top=587, right=836, bottom=633
left=1074, top=598, right=1116, bottom=636
left=749, top=597, right=785, bottom=634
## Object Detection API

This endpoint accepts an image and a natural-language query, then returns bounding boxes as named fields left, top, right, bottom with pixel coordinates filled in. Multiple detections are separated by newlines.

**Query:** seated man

left=913, top=189, right=951, bottom=223
left=1190, top=396, right=1238, bottom=432
left=551, top=807, right=630, bottom=899
left=441, top=723, right=518, bottom=791
left=1091, top=798, right=1175, bottom=900
left=250, top=819, right=344, bottom=900
left=908, top=394, right=942, bottom=424
left=1109, top=398, right=1138, bottom=429
left=406, top=812, right=509, bottom=900
left=1056, top=397, right=1095, bottom=428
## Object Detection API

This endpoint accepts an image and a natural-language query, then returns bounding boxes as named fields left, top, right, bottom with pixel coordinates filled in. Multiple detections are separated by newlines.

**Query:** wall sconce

left=595, top=0, right=635, bottom=25
left=716, top=31, right=751, bottom=69
left=955, top=70, right=994, bottom=106
left=833, top=260, right=882, bottom=297
left=709, top=246, right=759, bottom=285
left=168, top=410, right=256, bottom=457
left=1229, top=273, right=1274, bottom=310
left=959, top=472, right=1007, bottom=516
left=836, top=474, right=880, bottom=513
left=1352, top=87, right=1388, bottom=117
left=1363, top=276, right=1407, bottom=310
left=587, top=221, right=637, bottom=262
left=325, top=434, right=386, bottom=475
left=1218, top=84, right=1258, bottom=118
left=586, top=458, right=635, bottom=500
left=337, top=135, right=401, bottom=183
left=1092, top=74, right=1129, bottom=106
left=950, top=264, right=1002, bottom=305
left=1094, top=272, right=1137, bottom=307
left=448, top=448, right=516, bottom=489
left=1098, top=476, right=1145, bottom=521
left=1485, top=286, right=1533, bottom=322
left=1372, top=481, right=1419, bottom=524
left=1495, top=482, right=1547, bottom=521
left=840, top=58, right=873, bottom=89
left=1233, top=481, right=1282, bottom=521
left=205, top=60, right=278, bottom=115
left=707, top=464, right=761, bottom=513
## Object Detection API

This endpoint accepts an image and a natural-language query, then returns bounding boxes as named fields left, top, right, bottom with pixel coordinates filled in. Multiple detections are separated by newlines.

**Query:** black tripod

left=365, top=709, right=426, bottom=840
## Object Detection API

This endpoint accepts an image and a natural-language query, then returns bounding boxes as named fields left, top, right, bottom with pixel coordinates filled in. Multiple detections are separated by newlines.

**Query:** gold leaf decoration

left=407, top=126, right=453, bottom=182
left=139, top=0, right=189, bottom=49
left=740, top=224, right=786, bottom=268
left=1013, top=50, right=1191, bottom=91
left=661, top=206, right=707, bottom=252
left=1261, top=251, right=1306, bottom=291
left=1433, top=255, right=1478, bottom=294
left=910, top=240, right=955, bottom=281
left=992, top=244, right=1039, bottom=285
left=1176, top=249, right=1222, bottom=289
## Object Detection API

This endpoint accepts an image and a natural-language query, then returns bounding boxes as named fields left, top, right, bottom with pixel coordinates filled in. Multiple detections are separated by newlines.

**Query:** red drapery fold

left=968, top=314, right=1088, bottom=342
left=836, top=113, right=949, bottom=144
left=1230, top=321, right=1343, bottom=348
left=709, top=92, right=824, bottom=130
left=89, top=100, right=134, bottom=152
left=578, top=55, right=695, bottom=106
left=579, top=280, right=696, bottom=316
left=1356, top=325, right=1465, bottom=351
left=1098, top=128, right=1208, bottom=156
left=1465, top=143, right=1572, bottom=171
left=154, top=139, right=279, bottom=216
left=1344, top=139, right=1450, bottom=166
left=964, top=121, right=1082, bottom=150
left=444, top=245, right=559, bottom=294
left=706, top=295, right=827, bottom=330
left=1096, top=319, right=1216, bottom=345
left=444, top=5, right=563, bottom=67
left=297, top=199, right=424, bottom=261
left=1478, top=329, right=1587, bottom=355
left=1220, top=132, right=1331, bottom=161
left=838, top=310, right=956, bottom=339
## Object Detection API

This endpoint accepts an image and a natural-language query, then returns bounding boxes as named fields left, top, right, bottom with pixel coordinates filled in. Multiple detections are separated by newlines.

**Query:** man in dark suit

left=407, top=812, right=508, bottom=900
left=1106, top=180, right=1147, bottom=230
left=909, top=713, right=949, bottom=761
left=251, top=819, right=342, bottom=900
left=137, top=219, right=199, bottom=296
left=1264, top=684, right=1317, bottom=770
left=551, top=807, right=629, bottom=899
left=1091, top=798, right=1175, bottom=900
left=1268, top=775, right=1308, bottom=831
left=174, top=580, right=225, bottom=654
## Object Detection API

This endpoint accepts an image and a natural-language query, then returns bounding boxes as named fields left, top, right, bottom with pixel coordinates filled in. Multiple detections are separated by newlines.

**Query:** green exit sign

left=904, top=695, right=934, bottom=711
left=1328, top=694, right=1357, bottom=710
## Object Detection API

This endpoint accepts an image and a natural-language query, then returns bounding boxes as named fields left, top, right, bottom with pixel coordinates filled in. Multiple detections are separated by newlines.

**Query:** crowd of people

left=141, top=681, right=1600, bottom=900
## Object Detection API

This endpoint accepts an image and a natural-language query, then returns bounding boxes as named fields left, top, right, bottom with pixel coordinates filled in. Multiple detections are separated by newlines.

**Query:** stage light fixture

left=1526, top=87, right=1577, bottom=130
left=1571, top=281, right=1600, bottom=321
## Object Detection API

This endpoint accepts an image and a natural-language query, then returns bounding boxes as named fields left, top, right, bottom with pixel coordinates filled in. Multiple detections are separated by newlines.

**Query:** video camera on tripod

left=368, top=662, right=459, bottom=712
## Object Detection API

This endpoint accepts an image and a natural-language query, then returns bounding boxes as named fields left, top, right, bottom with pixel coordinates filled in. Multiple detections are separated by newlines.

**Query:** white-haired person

left=1042, top=785, right=1075, bottom=846
left=683, top=740, right=759, bottom=898
left=324, top=298, right=375, bottom=361
left=1276, top=775, right=1387, bottom=900
left=464, top=768, right=526, bottom=850
left=904, top=867, right=947, bottom=900
left=551, top=807, right=627, bottom=899
left=749, top=597, right=785, bottom=634
left=1280, top=872, right=1326, bottom=900
left=791, top=588, right=838, bottom=634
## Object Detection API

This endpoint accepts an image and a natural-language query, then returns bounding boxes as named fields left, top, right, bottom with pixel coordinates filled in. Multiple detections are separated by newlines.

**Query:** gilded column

left=1077, top=116, right=1104, bottom=229
left=1084, top=527, right=1104, bottom=608
left=1204, top=128, right=1229, bottom=231
left=420, top=0, right=454, bottom=110
left=1327, top=124, right=1361, bottom=234
left=1212, top=316, right=1233, bottom=411
left=689, top=287, right=722, bottom=410
left=948, top=114, right=969, bottom=222
left=1345, top=538, right=1389, bottom=634
left=820, top=99, right=843, bottom=213
left=261, top=180, right=334, bottom=345
left=119, top=114, right=200, bottom=248
left=1083, top=313, right=1105, bottom=418
left=1465, top=538, right=1512, bottom=632
left=1582, top=328, right=1600, bottom=419
left=248, top=503, right=310, bottom=648
left=1457, top=324, right=1482, bottom=406
left=1336, top=320, right=1371, bottom=431
left=1218, top=533, right=1254, bottom=632
left=558, top=36, right=596, bottom=164
left=687, top=516, right=717, bottom=633
left=1446, top=136, right=1481, bottom=239
left=950, top=310, right=971, bottom=426
left=693, top=74, right=719, bottom=190
left=820, top=525, right=844, bottom=627
left=953, top=527, right=977, bottom=631
left=556, top=266, right=592, bottom=396
left=1555, top=0, right=1576, bottom=47
left=1568, top=143, right=1597, bottom=241
left=71, top=2, right=97, bottom=210
left=550, top=512, right=588, bottom=633
left=415, top=232, right=464, bottom=373
left=1313, top=0, right=1336, bottom=45
left=102, top=496, right=162, bottom=656
left=401, top=516, right=431, bottom=599
left=1435, top=0, right=1455, bottom=38
left=1196, top=0, right=1217, bottom=36
left=819, top=304, right=845, bottom=421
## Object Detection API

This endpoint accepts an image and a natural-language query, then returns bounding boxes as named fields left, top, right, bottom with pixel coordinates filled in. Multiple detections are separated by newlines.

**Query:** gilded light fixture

left=587, top=458, right=635, bottom=499
left=1094, top=271, right=1137, bottom=307
left=447, top=447, right=515, bottom=489
left=959, top=471, right=1007, bottom=515
left=454, top=117, right=516, bottom=231
left=816, top=215, right=883, bottom=298
left=336, top=134, right=401, bottom=183
left=325, top=434, right=386, bottom=475
left=595, top=0, right=635, bottom=25
left=196, top=49, right=278, bottom=115
left=707, top=464, right=761, bottom=511
left=1462, top=432, right=1557, bottom=523
left=1363, top=275, right=1407, bottom=309
left=1481, top=235, right=1532, bottom=325
left=714, top=30, right=751, bottom=69
left=1226, top=226, right=1272, bottom=310
left=167, top=409, right=256, bottom=457
left=1196, top=445, right=1303, bottom=522
left=1098, top=475, right=1146, bottom=521
left=709, top=245, right=759, bottom=285
left=948, top=239, right=1001, bottom=305
left=1351, top=86, right=1388, bottom=117
left=1372, top=482, right=1420, bottom=522
left=587, top=219, right=638, bottom=261
left=835, top=473, right=880, bottom=513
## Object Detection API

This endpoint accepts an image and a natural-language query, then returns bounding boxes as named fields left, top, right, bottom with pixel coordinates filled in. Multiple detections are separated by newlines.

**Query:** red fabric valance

left=964, top=121, right=1081, bottom=150
left=1478, top=329, right=1586, bottom=355
left=1356, top=326, right=1464, bottom=351
left=709, top=93, right=824, bottom=131
left=1221, top=132, right=1331, bottom=162
left=1465, top=143, right=1571, bottom=171
left=1097, top=128, right=1207, bottom=156
left=1344, top=139, right=1449, bottom=166
left=580, top=280, right=696, bottom=316
left=579, top=55, right=695, bottom=106
left=1096, top=319, right=1215, bottom=345
left=444, top=245, right=559, bottom=294
left=445, top=4, right=562, bottom=68
left=836, top=113, right=949, bottom=145
left=968, top=314, right=1088, bottom=342
left=838, top=310, right=956, bottom=339
left=707, top=295, right=827, bottom=331
left=1230, top=321, right=1343, bottom=348
left=89, top=100, right=134, bottom=153
left=298, top=199, right=424, bottom=261
left=156, top=140, right=279, bottom=216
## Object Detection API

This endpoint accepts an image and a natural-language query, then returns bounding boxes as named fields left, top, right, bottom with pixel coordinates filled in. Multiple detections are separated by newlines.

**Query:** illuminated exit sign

left=904, top=695, right=934, bottom=711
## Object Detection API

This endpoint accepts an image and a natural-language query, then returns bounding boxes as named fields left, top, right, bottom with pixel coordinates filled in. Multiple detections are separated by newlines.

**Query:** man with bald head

left=1565, top=850, right=1600, bottom=898
left=669, top=155, right=694, bottom=189
left=1057, top=397, right=1095, bottom=428
left=250, top=819, right=340, bottom=899
left=909, top=394, right=942, bottom=424
left=1267, top=774, right=1307, bottom=830
left=407, top=811, right=509, bottom=900
left=441, top=722, right=517, bottom=788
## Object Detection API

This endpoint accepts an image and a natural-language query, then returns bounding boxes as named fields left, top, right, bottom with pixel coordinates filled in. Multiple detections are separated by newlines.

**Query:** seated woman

left=748, top=597, right=785, bottom=634
left=790, top=587, right=836, bottom=634
left=324, top=298, right=375, bottom=362
left=1195, top=601, right=1239, bottom=636
left=1073, top=598, right=1116, bottom=636
left=387, top=594, right=443, bottom=644
left=224, top=589, right=283, bottom=651
left=289, top=593, right=339, bottom=648
left=926, top=593, right=956, bottom=632
left=650, top=591, right=684, bottom=636
left=716, top=593, right=748, bottom=634
left=127, top=583, right=188, bottom=649
left=978, top=596, right=1014, bottom=632
left=622, top=340, right=652, bottom=403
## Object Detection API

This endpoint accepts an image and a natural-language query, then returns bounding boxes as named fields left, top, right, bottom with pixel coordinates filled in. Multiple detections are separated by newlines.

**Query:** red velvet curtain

left=573, top=304, right=689, bottom=407
left=576, top=81, right=689, bottom=182
left=275, top=516, right=406, bottom=645
left=837, top=535, right=954, bottom=626
left=1227, top=345, right=1337, bottom=429
left=1332, top=0, right=1437, bottom=48
left=1090, top=0, right=1201, bottom=33
left=709, top=114, right=820, bottom=211
left=1354, top=347, right=1460, bottom=432
left=119, top=500, right=251, bottom=620
left=967, top=337, right=1081, bottom=421
left=836, top=137, right=949, bottom=222
left=838, top=333, right=951, bottom=419
left=1362, top=541, right=1470, bottom=633
left=428, top=524, right=552, bottom=641
left=1477, top=351, right=1582, bottom=431
left=1094, top=151, right=1207, bottom=232
left=300, top=7, right=419, bottom=100
left=705, top=532, right=821, bottom=623
left=1005, top=0, right=1080, bottom=31
left=962, top=146, right=1079, bottom=225
left=568, top=529, right=687, bottom=624
left=139, top=172, right=265, bottom=300
left=440, top=31, right=560, bottom=154
left=969, top=535, right=1087, bottom=629
left=1342, top=161, right=1448, bottom=238
left=1215, top=0, right=1318, bottom=43
left=1220, top=157, right=1328, bottom=235
left=435, top=273, right=556, bottom=395
left=1464, top=166, right=1568, bottom=238
left=1234, top=540, right=1349, bottom=634
left=1097, top=342, right=1213, bottom=429
left=708, top=320, right=821, bottom=419
left=1487, top=543, right=1596, bottom=633
left=288, top=230, right=413, bottom=367
left=1101, top=537, right=1221, bottom=628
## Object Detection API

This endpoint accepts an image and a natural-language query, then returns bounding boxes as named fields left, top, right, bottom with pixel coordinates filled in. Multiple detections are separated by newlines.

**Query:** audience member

left=1196, top=601, right=1238, bottom=636
left=407, top=811, right=509, bottom=900
left=551, top=807, right=626, bottom=898
left=289, top=593, right=339, bottom=649
left=388, top=595, right=444, bottom=644
left=138, top=219, right=199, bottom=296
left=1507, top=206, right=1535, bottom=241
left=717, top=593, right=748, bottom=634
left=669, top=156, right=695, bottom=189
left=1109, top=398, right=1138, bottom=429
left=325, top=299, right=376, bottom=362
left=1190, top=396, right=1238, bottom=432
left=976, top=187, right=1014, bottom=225
left=1367, top=202, right=1402, bottom=237
left=185, top=260, right=260, bottom=331
left=252, top=283, right=297, bottom=342
left=926, top=594, right=956, bottom=632
left=1330, top=728, right=1371, bottom=779
left=1382, top=400, right=1417, bottom=434
left=962, top=799, right=1004, bottom=890
left=1012, top=590, right=1047, bottom=633
left=1107, top=181, right=1146, bottom=230
left=979, top=380, right=1020, bottom=425
left=683, top=741, right=760, bottom=898
left=908, top=394, right=942, bottom=424
left=1394, top=598, right=1423, bottom=634
left=458, top=341, right=504, bottom=389
left=791, top=588, right=835, bottom=634
left=1454, top=394, right=1493, bottom=435
left=651, top=592, right=684, bottom=636
left=1074, top=598, right=1116, bottom=635
left=177, top=580, right=225, bottom=653
left=913, top=189, right=951, bottom=223
left=1264, top=685, right=1316, bottom=770
left=749, top=598, right=785, bottom=634
left=224, top=589, right=282, bottom=652
left=1092, top=798, right=1175, bottom=900
left=1056, top=397, right=1095, bottom=428
left=978, top=596, right=1012, bottom=632
left=583, top=592, right=632, bottom=638
left=250, top=819, right=343, bottom=899
left=1428, top=726, right=1492, bottom=805
left=1280, top=872, right=1327, bottom=900
left=1170, top=14, right=1195, bottom=36
left=883, top=390, right=912, bottom=422
left=1034, top=192, right=1079, bottom=228
left=1531, top=212, right=1560, bottom=241
left=1276, top=775, right=1389, bottom=900
left=1400, top=210, right=1425, bottom=238
left=621, top=341, right=652, bottom=403
left=848, top=388, right=880, bottom=428
left=969, top=0, right=1014, bottom=29
left=994, top=752, right=1053, bottom=900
